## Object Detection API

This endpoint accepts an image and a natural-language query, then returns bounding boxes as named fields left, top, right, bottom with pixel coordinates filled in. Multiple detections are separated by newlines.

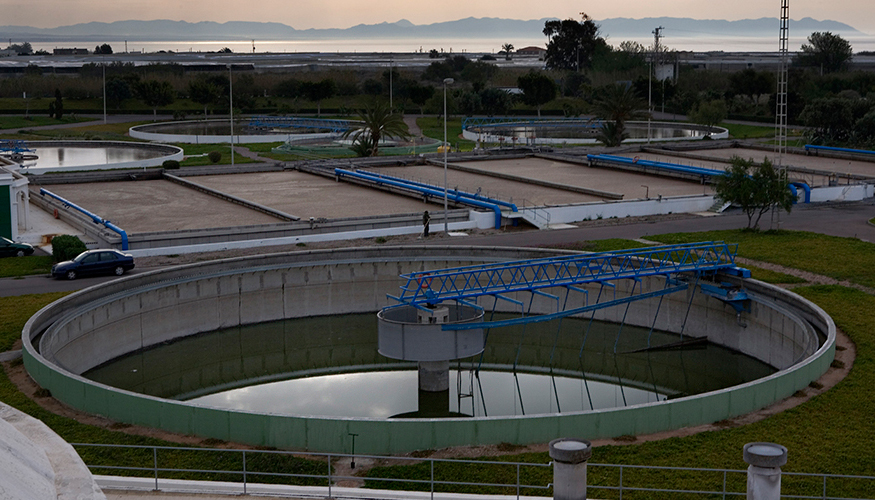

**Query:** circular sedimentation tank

left=22, top=246, right=835, bottom=454
left=129, top=118, right=442, bottom=154
left=462, top=119, right=729, bottom=145
left=14, top=140, right=182, bottom=175
left=130, top=118, right=337, bottom=144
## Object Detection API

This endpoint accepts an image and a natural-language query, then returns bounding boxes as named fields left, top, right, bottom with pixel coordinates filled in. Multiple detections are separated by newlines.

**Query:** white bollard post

left=549, top=438, right=592, bottom=500
left=743, top=442, right=788, bottom=500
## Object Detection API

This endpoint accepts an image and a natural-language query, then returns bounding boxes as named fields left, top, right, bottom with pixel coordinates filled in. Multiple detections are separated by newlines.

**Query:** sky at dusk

left=6, top=0, right=875, bottom=34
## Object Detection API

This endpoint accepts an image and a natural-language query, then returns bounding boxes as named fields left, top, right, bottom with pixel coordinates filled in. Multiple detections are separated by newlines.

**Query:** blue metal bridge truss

left=247, top=116, right=360, bottom=133
left=388, top=242, right=750, bottom=349
left=0, top=140, right=35, bottom=155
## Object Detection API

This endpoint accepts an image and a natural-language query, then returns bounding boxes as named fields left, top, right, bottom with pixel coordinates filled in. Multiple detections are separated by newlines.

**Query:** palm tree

left=501, top=43, right=514, bottom=61
left=595, top=121, right=628, bottom=147
left=343, top=101, right=411, bottom=157
left=591, top=84, right=648, bottom=147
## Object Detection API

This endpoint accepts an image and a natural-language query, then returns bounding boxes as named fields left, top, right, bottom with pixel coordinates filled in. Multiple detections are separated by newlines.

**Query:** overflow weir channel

left=23, top=246, right=835, bottom=454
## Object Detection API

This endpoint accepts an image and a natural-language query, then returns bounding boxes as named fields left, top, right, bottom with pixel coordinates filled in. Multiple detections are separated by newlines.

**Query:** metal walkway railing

left=73, top=443, right=875, bottom=500
left=248, top=116, right=360, bottom=133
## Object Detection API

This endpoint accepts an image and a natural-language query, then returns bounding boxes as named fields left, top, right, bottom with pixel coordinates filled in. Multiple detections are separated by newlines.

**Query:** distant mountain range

left=0, top=16, right=864, bottom=43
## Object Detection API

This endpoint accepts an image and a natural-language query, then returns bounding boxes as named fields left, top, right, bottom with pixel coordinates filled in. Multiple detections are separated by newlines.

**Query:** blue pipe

left=39, top=188, right=129, bottom=250
left=357, top=169, right=518, bottom=212
left=804, top=144, right=875, bottom=156
left=335, top=169, right=505, bottom=229
left=588, top=154, right=727, bottom=178
left=789, top=182, right=810, bottom=203
left=588, top=154, right=807, bottom=203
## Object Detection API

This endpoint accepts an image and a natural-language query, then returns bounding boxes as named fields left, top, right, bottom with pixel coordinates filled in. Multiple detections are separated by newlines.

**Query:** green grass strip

left=0, top=256, right=53, bottom=279
left=648, top=229, right=875, bottom=288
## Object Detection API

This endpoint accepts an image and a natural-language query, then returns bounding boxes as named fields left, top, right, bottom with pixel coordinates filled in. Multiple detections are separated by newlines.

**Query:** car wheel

left=16, top=250, right=25, bottom=257
left=66, top=270, right=77, bottom=280
left=114, top=266, right=125, bottom=276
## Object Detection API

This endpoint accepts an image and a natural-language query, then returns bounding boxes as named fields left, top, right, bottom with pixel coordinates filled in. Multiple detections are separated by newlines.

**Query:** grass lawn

left=648, top=229, right=875, bottom=289
left=1, top=119, right=151, bottom=142
left=0, top=256, right=53, bottom=279
left=417, top=117, right=476, bottom=151
left=0, top=115, right=96, bottom=130
left=1, top=230, right=872, bottom=495
left=175, top=143, right=254, bottom=166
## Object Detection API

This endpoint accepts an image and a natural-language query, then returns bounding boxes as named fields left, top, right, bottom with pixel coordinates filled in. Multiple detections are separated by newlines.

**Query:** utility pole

left=653, top=27, right=665, bottom=115
left=652, top=27, right=664, bottom=70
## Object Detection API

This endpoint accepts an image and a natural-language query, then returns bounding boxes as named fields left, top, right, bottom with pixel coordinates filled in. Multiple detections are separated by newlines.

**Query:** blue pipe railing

left=356, top=169, right=518, bottom=212
left=804, top=144, right=875, bottom=156
left=39, top=188, right=129, bottom=250
left=247, top=116, right=357, bottom=133
left=462, top=117, right=603, bottom=131
left=587, top=154, right=726, bottom=178
left=334, top=168, right=505, bottom=229
left=588, top=154, right=810, bottom=203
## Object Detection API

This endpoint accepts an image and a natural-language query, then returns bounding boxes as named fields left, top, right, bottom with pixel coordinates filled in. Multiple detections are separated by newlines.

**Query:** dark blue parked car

left=52, top=249, right=135, bottom=280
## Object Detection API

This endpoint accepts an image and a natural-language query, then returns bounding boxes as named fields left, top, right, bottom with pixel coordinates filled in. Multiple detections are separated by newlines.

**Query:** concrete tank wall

left=23, top=246, right=835, bottom=454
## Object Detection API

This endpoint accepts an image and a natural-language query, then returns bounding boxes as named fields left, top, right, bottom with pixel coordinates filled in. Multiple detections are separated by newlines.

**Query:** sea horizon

left=25, top=33, right=875, bottom=55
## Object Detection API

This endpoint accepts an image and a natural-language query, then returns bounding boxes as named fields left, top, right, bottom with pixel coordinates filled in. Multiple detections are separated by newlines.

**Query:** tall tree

left=480, top=88, right=514, bottom=116
left=795, top=32, right=853, bottom=74
left=300, top=79, right=336, bottom=116
left=591, top=83, right=648, bottom=146
left=798, top=96, right=873, bottom=144
left=188, top=79, right=223, bottom=118
left=542, top=13, right=607, bottom=71
left=517, top=71, right=557, bottom=117
left=105, top=77, right=132, bottom=109
left=689, top=99, right=728, bottom=129
left=342, top=101, right=410, bottom=157
left=714, top=157, right=794, bottom=230
left=407, top=83, right=435, bottom=115
left=501, top=43, right=514, bottom=61
left=52, top=88, right=63, bottom=119
left=135, top=80, right=175, bottom=118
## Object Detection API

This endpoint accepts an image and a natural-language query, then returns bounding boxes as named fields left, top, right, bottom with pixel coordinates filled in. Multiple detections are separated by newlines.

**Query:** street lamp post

left=228, top=64, right=234, bottom=166
left=442, top=78, right=454, bottom=235
left=102, top=63, right=107, bottom=124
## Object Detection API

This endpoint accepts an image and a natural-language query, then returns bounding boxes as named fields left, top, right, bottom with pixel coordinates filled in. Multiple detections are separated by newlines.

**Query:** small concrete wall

left=23, top=246, right=835, bottom=454
left=809, top=184, right=874, bottom=203
left=543, top=195, right=716, bottom=225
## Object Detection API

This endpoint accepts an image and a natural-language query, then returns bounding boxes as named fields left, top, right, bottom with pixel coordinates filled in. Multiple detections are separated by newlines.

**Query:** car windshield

left=0, top=237, right=12, bottom=245
left=73, top=252, right=91, bottom=262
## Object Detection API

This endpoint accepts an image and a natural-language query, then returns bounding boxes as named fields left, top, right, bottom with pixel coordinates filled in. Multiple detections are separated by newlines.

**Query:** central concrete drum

left=378, top=303, right=485, bottom=399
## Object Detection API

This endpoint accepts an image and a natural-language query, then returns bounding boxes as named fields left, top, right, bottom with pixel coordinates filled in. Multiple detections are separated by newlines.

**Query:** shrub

left=208, top=151, right=222, bottom=163
left=51, top=235, right=87, bottom=262
left=162, top=159, right=180, bottom=169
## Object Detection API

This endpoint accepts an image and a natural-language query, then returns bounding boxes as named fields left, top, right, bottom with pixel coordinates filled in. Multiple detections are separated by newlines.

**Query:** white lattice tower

left=775, top=0, right=790, bottom=167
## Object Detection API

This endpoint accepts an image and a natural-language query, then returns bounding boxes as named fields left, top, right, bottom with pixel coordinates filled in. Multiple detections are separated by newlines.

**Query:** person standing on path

left=423, top=210, right=431, bottom=237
